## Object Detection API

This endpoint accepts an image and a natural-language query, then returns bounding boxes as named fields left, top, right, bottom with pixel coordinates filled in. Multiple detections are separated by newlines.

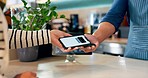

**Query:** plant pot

left=17, top=46, right=38, bottom=62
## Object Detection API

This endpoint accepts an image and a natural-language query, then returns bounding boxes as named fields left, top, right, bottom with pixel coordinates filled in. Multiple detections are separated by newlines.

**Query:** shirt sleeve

left=100, top=0, right=128, bottom=32
left=8, top=29, right=51, bottom=49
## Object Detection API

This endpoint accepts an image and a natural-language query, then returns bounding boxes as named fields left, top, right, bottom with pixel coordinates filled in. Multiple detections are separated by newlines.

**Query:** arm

left=9, top=29, right=51, bottom=49
left=8, top=29, right=76, bottom=52
left=93, top=22, right=115, bottom=43
left=100, top=0, right=128, bottom=32
left=94, top=0, right=128, bottom=42
left=82, top=0, right=128, bottom=52
left=82, top=23, right=115, bottom=53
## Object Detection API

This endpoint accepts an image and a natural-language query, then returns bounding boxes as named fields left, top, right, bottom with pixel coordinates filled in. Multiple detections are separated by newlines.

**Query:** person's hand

left=80, top=34, right=99, bottom=53
left=50, top=30, right=78, bottom=52
left=14, top=72, right=36, bottom=78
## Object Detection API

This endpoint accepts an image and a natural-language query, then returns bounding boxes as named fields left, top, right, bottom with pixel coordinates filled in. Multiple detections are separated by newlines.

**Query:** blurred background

left=0, top=1, right=130, bottom=77
left=1, top=0, right=129, bottom=60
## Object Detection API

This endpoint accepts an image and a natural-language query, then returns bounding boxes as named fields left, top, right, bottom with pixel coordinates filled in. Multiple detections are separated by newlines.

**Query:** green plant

left=12, top=0, right=65, bottom=31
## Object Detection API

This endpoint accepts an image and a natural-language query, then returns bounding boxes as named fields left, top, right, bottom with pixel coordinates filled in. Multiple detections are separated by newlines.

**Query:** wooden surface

left=6, top=57, right=54, bottom=78
left=37, top=53, right=148, bottom=78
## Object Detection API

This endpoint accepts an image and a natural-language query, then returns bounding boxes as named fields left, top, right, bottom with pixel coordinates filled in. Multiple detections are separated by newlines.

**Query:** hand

left=80, top=34, right=99, bottom=53
left=14, top=72, right=36, bottom=78
left=50, top=30, right=78, bottom=52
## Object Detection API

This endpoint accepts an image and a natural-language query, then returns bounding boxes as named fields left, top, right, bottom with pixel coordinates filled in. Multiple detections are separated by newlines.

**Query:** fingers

left=61, top=47, right=79, bottom=52
left=51, top=29, right=98, bottom=53
left=64, top=32, right=72, bottom=36
left=80, top=45, right=96, bottom=53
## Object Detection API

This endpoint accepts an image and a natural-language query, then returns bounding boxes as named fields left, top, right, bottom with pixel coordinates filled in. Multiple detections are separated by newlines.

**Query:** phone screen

left=59, top=35, right=91, bottom=48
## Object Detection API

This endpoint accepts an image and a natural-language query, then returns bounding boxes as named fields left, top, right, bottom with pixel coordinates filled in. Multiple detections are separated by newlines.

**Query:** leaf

left=11, top=16, right=19, bottom=22
left=52, top=11, right=58, bottom=18
left=41, top=9, right=49, bottom=16
left=45, top=16, right=51, bottom=21
left=60, top=15, right=66, bottom=18
left=26, top=7, right=31, bottom=11
left=11, top=16, right=20, bottom=29
left=28, top=15, right=33, bottom=20
left=49, top=11, right=53, bottom=19
left=22, top=0, right=27, bottom=6
left=46, top=0, right=51, bottom=6
left=50, top=6, right=57, bottom=10
left=38, top=4, right=44, bottom=9
left=21, top=0, right=28, bottom=9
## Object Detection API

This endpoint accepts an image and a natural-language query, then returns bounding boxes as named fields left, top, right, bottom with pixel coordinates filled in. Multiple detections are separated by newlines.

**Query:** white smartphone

left=59, top=35, right=95, bottom=49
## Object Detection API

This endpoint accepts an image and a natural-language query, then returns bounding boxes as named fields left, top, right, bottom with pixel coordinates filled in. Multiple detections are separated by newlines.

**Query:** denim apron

left=124, top=0, right=148, bottom=60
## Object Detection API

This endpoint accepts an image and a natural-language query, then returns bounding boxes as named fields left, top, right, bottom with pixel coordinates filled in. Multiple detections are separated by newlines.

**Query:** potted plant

left=11, top=0, right=65, bottom=62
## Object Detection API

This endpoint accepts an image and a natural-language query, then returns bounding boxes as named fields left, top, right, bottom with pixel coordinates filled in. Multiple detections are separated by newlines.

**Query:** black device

left=70, top=14, right=79, bottom=32
left=59, top=35, right=95, bottom=49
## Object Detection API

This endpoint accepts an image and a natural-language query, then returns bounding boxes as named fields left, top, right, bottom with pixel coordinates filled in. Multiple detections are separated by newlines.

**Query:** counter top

left=37, top=53, right=148, bottom=78
left=104, top=38, right=127, bottom=44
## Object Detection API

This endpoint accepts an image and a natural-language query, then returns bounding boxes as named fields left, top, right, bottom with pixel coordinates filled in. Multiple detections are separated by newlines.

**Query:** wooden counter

left=37, top=53, right=148, bottom=78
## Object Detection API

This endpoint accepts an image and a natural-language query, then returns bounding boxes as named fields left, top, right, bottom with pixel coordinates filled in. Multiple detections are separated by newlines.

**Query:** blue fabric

left=100, top=0, right=148, bottom=60
left=125, top=0, right=148, bottom=60
left=100, top=0, right=128, bottom=31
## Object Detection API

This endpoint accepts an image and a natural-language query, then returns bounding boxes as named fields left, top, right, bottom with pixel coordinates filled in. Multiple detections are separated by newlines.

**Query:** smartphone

left=59, top=35, right=95, bottom=49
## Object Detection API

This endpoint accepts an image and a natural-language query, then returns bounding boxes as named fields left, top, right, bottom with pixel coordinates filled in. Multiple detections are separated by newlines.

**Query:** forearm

left=9, top=29, right=51, bottom=49
left=93, top=22, right=115, bottom=43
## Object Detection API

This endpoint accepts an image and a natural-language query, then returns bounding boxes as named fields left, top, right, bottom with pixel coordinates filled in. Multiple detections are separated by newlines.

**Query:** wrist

left=92, top=32, right=103, bottom=43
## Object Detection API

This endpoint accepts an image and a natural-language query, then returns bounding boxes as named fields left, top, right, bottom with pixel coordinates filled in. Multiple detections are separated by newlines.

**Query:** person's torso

left=128, top=0, right=148, bottom=26
left=124, top=0, right=148, bottom=60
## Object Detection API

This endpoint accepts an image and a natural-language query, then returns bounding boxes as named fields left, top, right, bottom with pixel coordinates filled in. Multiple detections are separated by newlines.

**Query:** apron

left=124, top=0, right=148, bottom=60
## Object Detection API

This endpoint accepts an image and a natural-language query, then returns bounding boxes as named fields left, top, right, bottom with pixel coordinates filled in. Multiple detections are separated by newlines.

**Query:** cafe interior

left=0, top=0, right=148, bottom=78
